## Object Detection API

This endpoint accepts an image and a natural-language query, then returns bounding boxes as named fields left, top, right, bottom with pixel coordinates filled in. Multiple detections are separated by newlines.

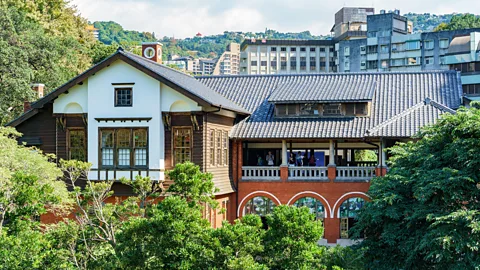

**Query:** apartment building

left=169, top=56, right=217, bottom=76
left=332, top=7, right=374, bottom=40
left=213, top=43, right=241, bottom=75
left=239, top=39, right=336, bottom=75
left=445, top=32, right=480, bottom=97
left=336, top=9, right=480, bottom=98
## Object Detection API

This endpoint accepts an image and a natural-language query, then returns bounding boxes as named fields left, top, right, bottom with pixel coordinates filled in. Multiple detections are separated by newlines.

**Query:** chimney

left=31, top=83, right=45, bottom=98
left=141, top=42, right=163, bottom=64
left=24, top=83, right=45, bottom=112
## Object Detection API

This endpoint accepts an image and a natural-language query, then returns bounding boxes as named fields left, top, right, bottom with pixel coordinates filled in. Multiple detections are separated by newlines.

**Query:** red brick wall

left=236, top=180, right=370, bottom=243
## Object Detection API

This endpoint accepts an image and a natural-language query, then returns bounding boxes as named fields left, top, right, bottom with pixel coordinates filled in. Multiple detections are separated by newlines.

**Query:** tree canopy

left=353, top=107, right=480, bottom=269
left=435, top=14, right=480, bottom=31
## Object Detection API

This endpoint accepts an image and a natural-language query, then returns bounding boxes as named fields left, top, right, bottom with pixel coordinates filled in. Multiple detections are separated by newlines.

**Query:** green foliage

left=353, top=107, right=480, bottom=269
left=115, top=196, right=214, bottom=269
left=262, top=205, right=325, bottom=269
left=434, top=14, right=480, bottom=31
left=210, top=215, right=266, bottom=269
left=354, top=150, right=377, bottom=162
left=167, top=161, right=219, bottom=207
left=93, top=21, right=156, bottom=46
left=0, top=226, right=74, bottom=270
left=0, top=127, right=69, bottom=231
left=403, top=13, right=454, bottom=32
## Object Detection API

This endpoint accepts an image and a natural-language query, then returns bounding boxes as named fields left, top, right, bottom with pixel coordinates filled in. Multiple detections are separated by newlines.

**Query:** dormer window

left=299, top=103, right=319, bottom=115
left=274, top=102, right=369, bottom=117
left=323, top=104, right=341, bottom=116
left=345, top=103, right=367, bottom=116
left=115, top=88, right=132, bottom=107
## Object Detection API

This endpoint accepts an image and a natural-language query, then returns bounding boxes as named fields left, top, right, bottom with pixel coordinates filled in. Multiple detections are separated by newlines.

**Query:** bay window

left=100, top=128, right=148, bottom=168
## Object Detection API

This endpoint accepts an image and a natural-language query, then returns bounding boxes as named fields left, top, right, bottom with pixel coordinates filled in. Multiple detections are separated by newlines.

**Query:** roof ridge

left=197, top=70, right=457, bottom=79
left=366, top=101, right=427, bottom=135
left=120, top=50, right=196, bottom=78
left=366, top=98, right=455, bottom=136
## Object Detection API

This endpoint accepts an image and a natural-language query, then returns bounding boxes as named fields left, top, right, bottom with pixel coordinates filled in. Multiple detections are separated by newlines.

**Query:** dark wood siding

left=165, top=113, right=204, bottom=170
left=15, top=104, right=56, bottom=155
left=204, top=113, right=236, bottom=195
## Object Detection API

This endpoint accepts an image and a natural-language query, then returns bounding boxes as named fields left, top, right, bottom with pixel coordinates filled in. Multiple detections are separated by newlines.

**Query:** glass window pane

left=135, top=149, right=147, bottom=166
left=244, top=196, right=276, bottom=216
left=102, top=149, right=114, bottom=166
left=293, top=197, right=325, bottom=220
left=69, top=129, right=86, bottom=161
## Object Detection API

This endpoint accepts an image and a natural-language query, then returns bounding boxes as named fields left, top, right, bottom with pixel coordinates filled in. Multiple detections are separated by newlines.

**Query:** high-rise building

left=240, top=40, right=336, bottom=75
left=333, top=7, right=374, bottom=40
left=213, top=43, right=241, bottom=75
left=445, top=32, right=480, bottom=98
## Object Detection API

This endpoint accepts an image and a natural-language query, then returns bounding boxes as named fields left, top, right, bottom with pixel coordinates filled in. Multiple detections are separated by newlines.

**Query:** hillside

left=93, top=21, right=328, bottom=59
left=403, top=13, right=455, bottom=32
left=94, top=13, right=479, bottom=59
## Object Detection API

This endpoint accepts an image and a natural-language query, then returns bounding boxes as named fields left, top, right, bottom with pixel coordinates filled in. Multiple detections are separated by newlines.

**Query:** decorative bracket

left=191, top=114, right=200, bottom=131
left=162, top=113, right=171, bottom=131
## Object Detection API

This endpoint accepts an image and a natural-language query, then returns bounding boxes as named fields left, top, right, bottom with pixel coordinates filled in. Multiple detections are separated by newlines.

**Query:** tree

left=262, top=205, right=325, bottom=269
left=0, top=127, right=69, bottom=231
left=435, top=14, right=480, bottom=31
left=166, top=161, right=219, bottom=208
left=210, top=215, right=267, bottom=269
left=115, top=196, right=215, bottom=270
left=353, top=107, right=480, bottom=269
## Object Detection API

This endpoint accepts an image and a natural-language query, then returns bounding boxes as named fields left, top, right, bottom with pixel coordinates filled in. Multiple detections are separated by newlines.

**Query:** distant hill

left=94, top=13, right=479, bottom=60
left=403, top=13, right=456, bottom=32
left=93, top=21, right=329, bottom=59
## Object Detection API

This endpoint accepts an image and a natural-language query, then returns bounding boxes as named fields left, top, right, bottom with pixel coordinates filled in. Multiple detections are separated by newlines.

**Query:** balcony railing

left=242, top=166, right=281, bottom=181
left=288, top=167, right=328, bottom=181
left=336, top=166, right=375, bottom=181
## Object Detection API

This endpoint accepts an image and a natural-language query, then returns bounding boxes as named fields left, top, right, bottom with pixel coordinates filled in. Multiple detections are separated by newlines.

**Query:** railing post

left=280, top=166, right=289, bottom=182
left=328, top=140, right=337, bottom=182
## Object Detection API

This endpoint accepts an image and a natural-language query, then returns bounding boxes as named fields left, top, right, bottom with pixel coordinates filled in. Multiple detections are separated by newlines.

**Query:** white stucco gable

left=53, top=82, right=88, bottom=114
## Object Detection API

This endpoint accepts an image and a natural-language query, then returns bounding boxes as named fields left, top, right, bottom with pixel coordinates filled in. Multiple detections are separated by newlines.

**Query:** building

left=240, top=39, right=337, bottom=75
left=336, top=10, right=480, bottom=83
left=445, top=32, right=480, bottom=97
left=213, top=43, right=241, bottom=75
left=86, top=24, right=99, bottom=40
left=332, top=7, right=374, bottom=40
left=8, top=42, right=463, bottom=245
left=168, top=56, right=216, bottom=76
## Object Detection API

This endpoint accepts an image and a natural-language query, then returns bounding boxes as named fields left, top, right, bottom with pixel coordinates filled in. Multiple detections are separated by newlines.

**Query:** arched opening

left=244, top=196, right=276, bottom=229
left=293, top=197, right=326, bottom=220
left=293, top=196, right=326, bottom=237
left=339, top=197, right=365, bottom=239
left=64, top=102, right=83, bottom=114
left=169, top=100, right=190, bottom=112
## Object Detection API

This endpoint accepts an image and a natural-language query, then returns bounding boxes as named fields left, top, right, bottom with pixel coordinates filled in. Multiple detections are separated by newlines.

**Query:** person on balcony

left=309, top=155, right=316, bottom=167
left=296, top=151, right=304, bottom=166
left=266, top=151, right=275, bottom=166
left=288, top=153, right=296, bottom=167
left=257, top=154, right=264, bottom=166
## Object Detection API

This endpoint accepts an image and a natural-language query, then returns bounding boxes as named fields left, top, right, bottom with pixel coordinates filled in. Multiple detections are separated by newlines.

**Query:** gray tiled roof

left=120, top=50, right=248, bottom=114
left=268, top=74, right=376, bottom=103
left=198, top=71, right=463, bottom=139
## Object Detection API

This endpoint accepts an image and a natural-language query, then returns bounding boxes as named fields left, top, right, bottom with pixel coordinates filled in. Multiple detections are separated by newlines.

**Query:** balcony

left=238, top=139, right=388, bottom=183
left=288, top=167, right=328, bottom=181
left=336, top=166, right=375, bottom=182
left=242, top=166, right=280, bottom=181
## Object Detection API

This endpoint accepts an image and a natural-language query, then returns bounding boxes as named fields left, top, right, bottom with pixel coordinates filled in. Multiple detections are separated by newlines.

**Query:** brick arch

left=286, top=191, right=333, bottom=219
left=237, top=191, right=281, bottom=217
left=331, top=192, right=371, bottom=218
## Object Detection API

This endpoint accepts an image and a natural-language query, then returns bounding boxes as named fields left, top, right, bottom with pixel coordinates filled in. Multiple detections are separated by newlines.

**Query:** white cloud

left=71, top=0, right=480, bottom=38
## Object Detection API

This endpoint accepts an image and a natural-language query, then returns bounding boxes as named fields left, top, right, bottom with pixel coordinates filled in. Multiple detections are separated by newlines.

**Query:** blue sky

left=71, top=0, right=479, bottom=38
